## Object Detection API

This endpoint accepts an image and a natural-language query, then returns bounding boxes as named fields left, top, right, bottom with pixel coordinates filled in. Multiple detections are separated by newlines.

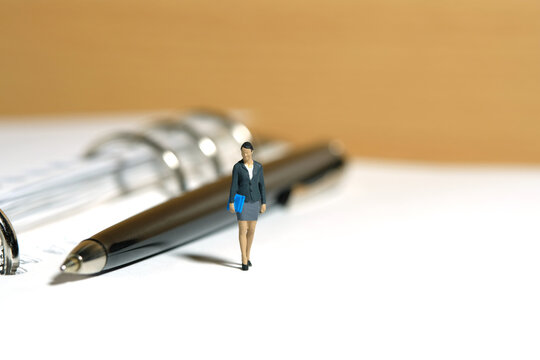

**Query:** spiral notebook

left=0, top=110, right=288, bottom=275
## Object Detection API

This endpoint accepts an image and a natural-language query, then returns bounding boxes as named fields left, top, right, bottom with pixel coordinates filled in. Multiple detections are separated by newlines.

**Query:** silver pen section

left=60, top=142, right=345, bottom=275
left=0, top=110, right=288, bottom=275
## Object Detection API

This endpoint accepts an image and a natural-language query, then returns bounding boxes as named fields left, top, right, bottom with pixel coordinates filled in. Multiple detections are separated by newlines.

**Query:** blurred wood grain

left=1, top=0, right=539, bottom=162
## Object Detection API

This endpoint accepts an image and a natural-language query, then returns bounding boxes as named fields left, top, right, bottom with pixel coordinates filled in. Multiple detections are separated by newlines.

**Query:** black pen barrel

left=72, top=142, right=344, bottom=273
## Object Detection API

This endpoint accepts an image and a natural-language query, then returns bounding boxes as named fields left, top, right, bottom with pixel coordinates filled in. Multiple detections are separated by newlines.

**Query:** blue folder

left=227, top=194, right=246, bottom=213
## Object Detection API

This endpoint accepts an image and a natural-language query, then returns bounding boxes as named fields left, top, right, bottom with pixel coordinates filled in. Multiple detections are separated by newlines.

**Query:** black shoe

left=248, top=260, right=252, bottom=267
left=242, top=264, right=249, bottom=271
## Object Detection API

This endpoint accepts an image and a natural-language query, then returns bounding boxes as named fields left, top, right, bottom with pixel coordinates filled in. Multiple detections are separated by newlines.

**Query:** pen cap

left=264, top=141, right=345, bottom=201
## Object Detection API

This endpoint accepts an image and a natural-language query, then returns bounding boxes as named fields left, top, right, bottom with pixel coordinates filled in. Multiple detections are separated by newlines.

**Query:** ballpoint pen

left=60, top=142, right=345, bottom=275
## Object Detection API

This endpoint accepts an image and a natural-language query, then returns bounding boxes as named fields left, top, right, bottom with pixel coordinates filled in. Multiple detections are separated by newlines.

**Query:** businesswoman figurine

left=229, top=142, right=266, bottom=271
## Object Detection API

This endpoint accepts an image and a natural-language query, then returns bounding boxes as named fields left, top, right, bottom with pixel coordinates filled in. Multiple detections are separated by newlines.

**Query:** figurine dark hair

left=241, top=142, right=254, bottom=151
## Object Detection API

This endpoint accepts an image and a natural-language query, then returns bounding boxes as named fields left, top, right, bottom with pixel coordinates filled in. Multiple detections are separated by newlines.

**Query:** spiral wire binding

left=0, top=208, right=19, bottom=275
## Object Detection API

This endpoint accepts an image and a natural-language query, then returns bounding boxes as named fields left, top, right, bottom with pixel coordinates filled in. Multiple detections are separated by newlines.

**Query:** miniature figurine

left=228, top=142, right=266, bottom=271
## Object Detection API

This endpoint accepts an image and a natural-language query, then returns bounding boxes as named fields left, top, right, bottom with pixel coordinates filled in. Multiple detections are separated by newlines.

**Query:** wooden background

left=1, top=0, right=539, bottom=162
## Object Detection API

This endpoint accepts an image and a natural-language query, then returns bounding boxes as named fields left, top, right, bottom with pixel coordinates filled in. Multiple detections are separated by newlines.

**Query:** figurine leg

left=246, top=220, right=257, bottom=263
left=238, top=221, right=249, bottom=265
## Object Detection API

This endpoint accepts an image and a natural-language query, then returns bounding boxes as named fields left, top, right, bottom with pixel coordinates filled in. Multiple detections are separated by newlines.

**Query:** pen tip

left=60, top=256, right=81, bottom=273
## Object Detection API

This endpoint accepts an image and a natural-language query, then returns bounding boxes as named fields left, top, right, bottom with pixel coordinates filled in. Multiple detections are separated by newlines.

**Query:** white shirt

left=246, top=164, right=254, bottom=180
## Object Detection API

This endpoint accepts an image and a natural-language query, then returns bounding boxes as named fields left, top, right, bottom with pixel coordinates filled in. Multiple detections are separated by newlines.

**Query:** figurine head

left=241, top=142, right=254, bottom=163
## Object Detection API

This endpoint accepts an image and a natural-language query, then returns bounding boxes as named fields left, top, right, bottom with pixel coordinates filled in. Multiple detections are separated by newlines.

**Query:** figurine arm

left=229, top=164, right=239, bottom=204
left=259, top=166, right=266, bottom=204
left=229, top=165, right=239, bottom=213
left=259, top=166, right=266, bottom=213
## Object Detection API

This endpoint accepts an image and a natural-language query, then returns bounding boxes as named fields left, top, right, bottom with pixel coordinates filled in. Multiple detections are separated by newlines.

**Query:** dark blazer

left=229, top=160, right=266, bottom=204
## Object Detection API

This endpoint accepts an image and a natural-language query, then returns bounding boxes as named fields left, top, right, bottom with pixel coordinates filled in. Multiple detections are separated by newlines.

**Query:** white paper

left=1, top=115, right=539, bottom=360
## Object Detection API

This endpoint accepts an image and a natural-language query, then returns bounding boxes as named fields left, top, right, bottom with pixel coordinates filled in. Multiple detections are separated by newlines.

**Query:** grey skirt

left=236, top=201, right=260, bottom=221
